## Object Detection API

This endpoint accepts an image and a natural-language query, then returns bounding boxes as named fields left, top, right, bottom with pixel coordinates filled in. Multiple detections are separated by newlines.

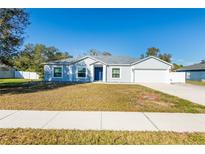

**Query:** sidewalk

left=0, top=110, right=205, bottom=132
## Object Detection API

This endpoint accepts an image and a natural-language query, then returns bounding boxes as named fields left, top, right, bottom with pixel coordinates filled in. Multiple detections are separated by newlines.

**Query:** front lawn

left=0, top=128, right=205, bottom=144
left=187, top=80, right=205, bottom=86
left=0, top=81, right=205, bottom=113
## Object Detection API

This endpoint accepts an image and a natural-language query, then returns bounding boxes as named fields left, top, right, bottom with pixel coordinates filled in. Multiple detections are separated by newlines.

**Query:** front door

left=94, top=67, right=103, bottom=81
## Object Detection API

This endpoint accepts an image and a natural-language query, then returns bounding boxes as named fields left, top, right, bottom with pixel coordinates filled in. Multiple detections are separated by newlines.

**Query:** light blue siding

left=106, top=66, right=132, bottom=83
left=44, top=56, right=172, bottom=83
left=185, top=71, right=205, bottom=81
left=44, top=57, right=95, bottom=82
left=44, top=65, right=70, bottom=82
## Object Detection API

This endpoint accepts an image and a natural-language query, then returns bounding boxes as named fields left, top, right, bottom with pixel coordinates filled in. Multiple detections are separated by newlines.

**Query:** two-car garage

left=131, top=57, right=172, bottom=83
left=133, top=69, right=170, bottom=83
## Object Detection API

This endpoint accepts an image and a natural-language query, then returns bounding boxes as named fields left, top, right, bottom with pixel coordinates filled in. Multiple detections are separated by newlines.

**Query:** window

left=112, top=68, right=120, bottom=78
left=53, top=67, right=62, bottom=77
left=186, top=72, right=191, bottom=79
left=78, top=67, right=86, bottom=78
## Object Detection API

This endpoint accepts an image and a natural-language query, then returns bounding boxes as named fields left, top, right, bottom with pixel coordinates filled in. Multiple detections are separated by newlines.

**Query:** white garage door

left=133, top=69, right=169, bottom=83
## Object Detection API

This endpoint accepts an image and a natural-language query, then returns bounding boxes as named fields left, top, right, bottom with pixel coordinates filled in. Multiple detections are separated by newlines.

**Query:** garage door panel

left=134, top=70, right=169, bottom=83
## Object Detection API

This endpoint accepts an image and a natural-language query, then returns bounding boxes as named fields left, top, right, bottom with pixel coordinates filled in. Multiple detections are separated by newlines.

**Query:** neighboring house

left=44, top=55, right=184, bottom=83
left=0, top=62, right=16, bottom=78
left=177, top=60, right=205, bottom=81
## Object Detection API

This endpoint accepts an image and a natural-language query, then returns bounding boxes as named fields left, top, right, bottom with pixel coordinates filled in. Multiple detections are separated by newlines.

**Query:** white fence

left=15, top=71, right=39, bottom=80
left=170, top=72, right=186, bottom=83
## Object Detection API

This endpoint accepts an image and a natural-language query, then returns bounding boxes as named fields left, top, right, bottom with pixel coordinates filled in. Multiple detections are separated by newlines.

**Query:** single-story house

left=44, top=55, right=185, bottom=83
left=177, top=60, right=205, bottom=81
left=0, top=62, right=16, bottom=78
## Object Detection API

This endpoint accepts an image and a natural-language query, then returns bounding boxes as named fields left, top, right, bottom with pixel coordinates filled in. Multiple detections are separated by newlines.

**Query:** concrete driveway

left=139, top=83, right=205, bottom=106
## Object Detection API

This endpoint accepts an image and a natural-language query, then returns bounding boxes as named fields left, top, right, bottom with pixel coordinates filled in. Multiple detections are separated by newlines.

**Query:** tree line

left=0, top=9, right=183, bottom=77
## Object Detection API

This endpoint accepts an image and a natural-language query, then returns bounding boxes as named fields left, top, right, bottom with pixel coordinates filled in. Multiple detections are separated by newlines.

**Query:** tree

left=14, top=43, right=72, bottom=77
left=140, top=54, right=145, bottom=59
left=86, top=49, right=112, bottom=56
left=13, top=44, right=34, bottom=72
left=141, top=47, right=172, bottom=63
left=102, top=51, right=112, bottom=56
left=158, top=53, right=172, bottom=63
left=87, top=49, right=99, bottom=56
left=172, top=63, right=183, bottom=71
left=0, top=9, right=30, bottom=65
left=145, top=47, right=160, bottom=57
left=45, top=46, right=71, bottom=62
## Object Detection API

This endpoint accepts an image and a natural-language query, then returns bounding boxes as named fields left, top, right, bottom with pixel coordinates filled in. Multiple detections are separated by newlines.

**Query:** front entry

left=94, top=67, right=103, bottom=81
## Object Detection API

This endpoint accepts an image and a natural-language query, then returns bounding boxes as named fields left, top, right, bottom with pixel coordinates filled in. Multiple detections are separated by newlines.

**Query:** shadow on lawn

left=0, top=81, right=88, bottom=95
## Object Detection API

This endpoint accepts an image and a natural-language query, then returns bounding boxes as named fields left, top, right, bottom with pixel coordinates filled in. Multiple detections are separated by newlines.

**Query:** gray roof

left=92, top=56, right=140, bottom=65
left=45, top=57, right=81, bottom=64
left=45, top=55, right=140, bottom=65
left=178, top=61, right=205, bottom=71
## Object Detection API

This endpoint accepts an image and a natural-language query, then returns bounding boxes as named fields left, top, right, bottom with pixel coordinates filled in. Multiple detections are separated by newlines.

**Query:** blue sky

left=25, top=9, right=205, bottom=65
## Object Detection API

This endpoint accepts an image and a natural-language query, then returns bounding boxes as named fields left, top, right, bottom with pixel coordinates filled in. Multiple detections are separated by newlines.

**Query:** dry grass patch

left=0, top=128, right=205, bottom=144
left=1, top=82, right=205, bottom=113
left=187, top=80, right=205, bottom=86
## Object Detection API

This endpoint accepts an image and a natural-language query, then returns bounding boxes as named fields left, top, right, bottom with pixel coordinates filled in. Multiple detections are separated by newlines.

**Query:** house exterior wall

left=44, top=57, right=96, bottom=82
left=44, top=64, right=69, bottom=82
left=70, top=57, right=96, bottom=82
left=44, top=56, right=176, bottom=83
left=131, top=58, right=171, bottom=70
left=131, top=58, right=171, bottom=83
left=183, top=71, right=205, bottom=81
left=0, top=63, right=15, bottom=78
left=0, top=70, right=15, bottom=78
left=106, top=65, right=132, bottom=83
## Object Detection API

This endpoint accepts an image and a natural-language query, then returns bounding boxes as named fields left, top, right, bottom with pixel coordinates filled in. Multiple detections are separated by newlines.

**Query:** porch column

left=103, top=65, right=106, bottom=82
left=90, top=65, right=94, bottom=82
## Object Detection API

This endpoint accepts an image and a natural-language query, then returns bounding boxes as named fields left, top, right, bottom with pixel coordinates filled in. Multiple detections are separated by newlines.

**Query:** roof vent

left=201, top=60, right=205, bottom=64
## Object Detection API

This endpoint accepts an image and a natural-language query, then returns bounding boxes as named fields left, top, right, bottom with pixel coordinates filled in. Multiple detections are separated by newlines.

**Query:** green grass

left=187, top=80, right=205, bottom=86
left=0, top=128, right=205, bottom=144
left=1, top=81, right=205, bottom=113
left=0, top=78, right=41, bottom=87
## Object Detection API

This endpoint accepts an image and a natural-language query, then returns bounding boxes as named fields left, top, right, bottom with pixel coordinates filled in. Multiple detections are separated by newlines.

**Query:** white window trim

left=76, top=66, right=87, bottom=79
left=111, top=67, right=121, bottom=79
left=52, top=66, right=63, bottom=78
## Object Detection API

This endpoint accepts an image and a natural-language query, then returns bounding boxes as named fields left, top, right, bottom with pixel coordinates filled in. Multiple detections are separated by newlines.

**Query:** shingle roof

left=44, top=57, right=81, bottom=64
left=92, top=56, right=140, bottom=65
left=44, top=55, right=140, bottom=65
left=177, top=61, right=205, bottom=71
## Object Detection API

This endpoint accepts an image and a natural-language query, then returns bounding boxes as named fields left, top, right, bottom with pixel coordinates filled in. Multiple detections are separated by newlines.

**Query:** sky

left=25, top=8, right=205, bottom=65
